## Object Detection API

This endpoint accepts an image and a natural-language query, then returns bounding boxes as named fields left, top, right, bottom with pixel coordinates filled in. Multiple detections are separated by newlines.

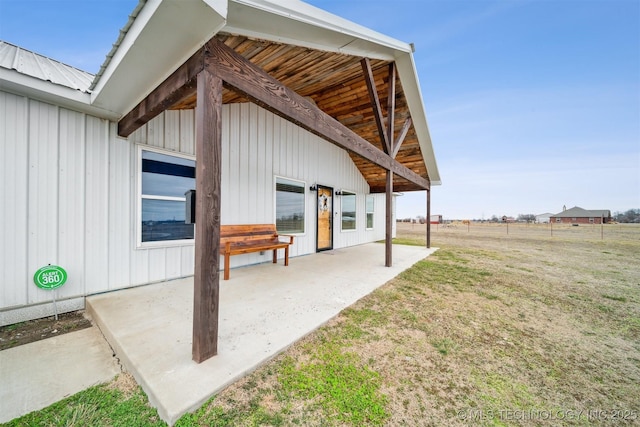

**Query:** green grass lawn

left=4, top=224, right=639, bottom=426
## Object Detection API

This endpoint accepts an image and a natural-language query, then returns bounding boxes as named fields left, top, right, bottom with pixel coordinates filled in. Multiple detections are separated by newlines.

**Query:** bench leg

left=284, top=246, right=289, bottom=266
left=224, top=254, right=230, bottom=280
left=272, top=249, right=277, bottom=264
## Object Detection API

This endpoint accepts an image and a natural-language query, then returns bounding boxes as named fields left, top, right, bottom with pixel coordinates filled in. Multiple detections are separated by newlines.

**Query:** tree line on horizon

left=402, top=209, right=640, bottom=224
left=613, top=209, right=640, bottom=223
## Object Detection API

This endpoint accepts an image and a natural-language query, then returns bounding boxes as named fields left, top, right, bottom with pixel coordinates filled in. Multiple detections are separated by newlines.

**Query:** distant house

left=430, top=214, right=443, bottom=224
left=550, top=206, right=611, bottom=224
left=535, top=213, right=553, bottom=224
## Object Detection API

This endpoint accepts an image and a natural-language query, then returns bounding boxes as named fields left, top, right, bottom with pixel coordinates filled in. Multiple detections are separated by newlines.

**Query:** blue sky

left=1, top=0, right=638, bottom=219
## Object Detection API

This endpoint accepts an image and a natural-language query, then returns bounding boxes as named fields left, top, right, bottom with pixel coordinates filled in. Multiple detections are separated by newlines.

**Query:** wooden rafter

left=392, top=117, right=412, bottom=159
left=205, top=38, right=429, bottom=190
left=386, top=62, right=396, bottom=154
left=118, top=38, right=429, bottom=191
left=361, top=58, right=390, bottom=154
left=369, top=179, right=427, bottom=193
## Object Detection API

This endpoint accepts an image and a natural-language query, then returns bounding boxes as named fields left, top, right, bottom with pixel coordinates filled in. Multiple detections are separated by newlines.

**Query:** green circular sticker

left=34, top=265, right=67, bottom=290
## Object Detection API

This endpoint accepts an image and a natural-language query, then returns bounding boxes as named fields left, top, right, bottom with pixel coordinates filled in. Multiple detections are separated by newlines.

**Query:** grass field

left=5, top=222, right=639, bottom=426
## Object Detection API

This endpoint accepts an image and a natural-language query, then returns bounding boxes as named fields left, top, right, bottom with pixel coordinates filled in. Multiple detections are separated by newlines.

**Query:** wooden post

left=385, top=170, right=393, bottom=267
left=192, top=69, right=223, bottom=363
left=426, top=188, right=431, bottom=248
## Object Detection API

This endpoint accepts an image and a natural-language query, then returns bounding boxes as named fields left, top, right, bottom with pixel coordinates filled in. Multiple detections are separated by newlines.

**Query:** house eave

left=223, top=0, right=412, bottom=60
left=90, top=0, right=228, bottom=116
left=0, top=68, right=120, bottom=120
left=394, top=53, right=441, bottom=185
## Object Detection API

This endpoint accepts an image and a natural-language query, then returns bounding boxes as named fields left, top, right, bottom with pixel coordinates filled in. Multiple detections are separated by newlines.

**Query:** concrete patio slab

left=86, top=242, right=436, bottom=425
left=0, top=326, right=121, bottom=423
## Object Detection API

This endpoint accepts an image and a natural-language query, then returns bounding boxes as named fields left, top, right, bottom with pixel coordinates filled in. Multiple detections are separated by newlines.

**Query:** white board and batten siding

left=221, top=103, right=386, bottom=268
left=1, top=92, right=388, bottom=325
left=1, top=92, right=112, bottom=323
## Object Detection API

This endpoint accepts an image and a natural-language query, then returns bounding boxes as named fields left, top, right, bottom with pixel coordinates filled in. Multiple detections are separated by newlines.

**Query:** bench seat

left=220, top=224, right=294, bottom=280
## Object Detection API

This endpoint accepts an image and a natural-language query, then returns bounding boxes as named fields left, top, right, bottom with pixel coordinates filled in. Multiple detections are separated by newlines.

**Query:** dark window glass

left=341, top=191, right=356, bottom=231
left=276, top=178, right=305, bottom=233
left=142, top=200, right=194, bottom=242
left=141, top=150, right=195, bottom=243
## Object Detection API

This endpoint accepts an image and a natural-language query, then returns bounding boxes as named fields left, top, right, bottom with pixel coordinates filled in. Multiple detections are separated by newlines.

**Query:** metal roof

left=0, top=41, right=94, bottom=93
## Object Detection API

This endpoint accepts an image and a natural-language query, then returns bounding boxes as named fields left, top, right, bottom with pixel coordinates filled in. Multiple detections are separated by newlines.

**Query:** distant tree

left=490, top=215, right=499, bottom=223
left=517, top=213, right=536, bottom=223
left=614, top=209, right=640, bottom=223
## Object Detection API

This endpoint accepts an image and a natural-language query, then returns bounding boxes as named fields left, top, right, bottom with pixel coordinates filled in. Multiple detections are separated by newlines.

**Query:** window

left=276, top=177, right=305, bottom=234
left=366, top=195, right=374, bottom=229
left=341, top=191, right=356, bottom=231
left=140, top=148, right=195, bottom=243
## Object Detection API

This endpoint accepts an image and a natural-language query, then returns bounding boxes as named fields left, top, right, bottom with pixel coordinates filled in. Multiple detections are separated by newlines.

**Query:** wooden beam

left=118, top=48, right=206, bottom=137
left=370, top=177, right=428, bottom=194
left=391, top=117, right=412, bottom=159
left=386, top=62, right=396, bottom=155
left=192, top=69, right=223, bottom=363
left=426, top=188, right=431, bottom=249
left=385, top=171, right=393, bottom=267
left=205, top=38, right=429, bottom=190
left=361, top=58, right=390, bottom=154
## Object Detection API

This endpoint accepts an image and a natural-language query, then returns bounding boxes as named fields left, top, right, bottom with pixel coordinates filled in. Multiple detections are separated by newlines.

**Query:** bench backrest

left=220, top=224, right=279, bottom=246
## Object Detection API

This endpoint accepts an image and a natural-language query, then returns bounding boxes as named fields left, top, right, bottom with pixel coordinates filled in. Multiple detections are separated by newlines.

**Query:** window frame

left=365, top=195, right=374, bottom=230
left=136, top=145, right=196, bottom=248
left=340, top=190, right=357, bottom=232
left=274, top=175, right=307, bottom=236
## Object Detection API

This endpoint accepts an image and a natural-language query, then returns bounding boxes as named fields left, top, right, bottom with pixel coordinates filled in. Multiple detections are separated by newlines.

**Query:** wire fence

left=400, top=221, right=640, bottom=243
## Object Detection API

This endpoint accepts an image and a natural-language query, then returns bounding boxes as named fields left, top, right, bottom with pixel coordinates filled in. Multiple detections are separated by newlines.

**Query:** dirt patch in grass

left=0, top=311, right=91, bottom=351
left=106, top=372, right=140, bottom=399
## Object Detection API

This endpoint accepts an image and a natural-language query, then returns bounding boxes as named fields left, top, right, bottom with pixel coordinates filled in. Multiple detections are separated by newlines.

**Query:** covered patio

left=86, top=242, right=436, bottom=425
left=95, top=0, right=441, bottom=370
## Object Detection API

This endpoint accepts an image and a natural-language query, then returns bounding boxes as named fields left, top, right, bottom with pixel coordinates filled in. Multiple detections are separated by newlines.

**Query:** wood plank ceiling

left=170, top=33, right=430, bottom=193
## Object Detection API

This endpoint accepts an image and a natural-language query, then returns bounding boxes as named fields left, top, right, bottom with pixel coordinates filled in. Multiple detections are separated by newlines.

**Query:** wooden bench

left=220, top=224, right=294, bottom=280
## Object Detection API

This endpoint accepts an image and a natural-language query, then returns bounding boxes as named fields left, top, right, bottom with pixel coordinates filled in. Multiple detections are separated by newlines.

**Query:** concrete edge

left=85, top=300, right=167, bottom=421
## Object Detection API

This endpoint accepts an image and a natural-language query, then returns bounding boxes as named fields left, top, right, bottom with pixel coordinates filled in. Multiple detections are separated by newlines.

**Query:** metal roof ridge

left=0, top=40, right=94, bottom=78
left=89, top=0, right=148, bottom=91
left=10, top=45, right=21, bottom=70
left=0, top=40, right=95, bottom=93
